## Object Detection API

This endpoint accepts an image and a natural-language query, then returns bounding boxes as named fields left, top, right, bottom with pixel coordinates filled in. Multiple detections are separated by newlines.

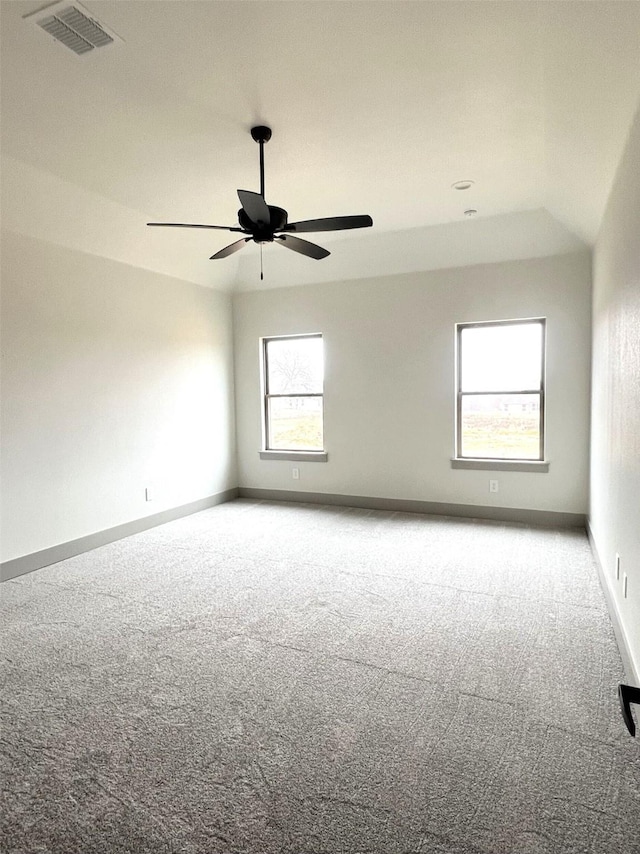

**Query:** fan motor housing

left=238, top=204, right=288, bottom=237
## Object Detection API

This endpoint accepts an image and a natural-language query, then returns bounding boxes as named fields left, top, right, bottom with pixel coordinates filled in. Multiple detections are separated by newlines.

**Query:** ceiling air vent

left=24, top=1, right=122, bottom=56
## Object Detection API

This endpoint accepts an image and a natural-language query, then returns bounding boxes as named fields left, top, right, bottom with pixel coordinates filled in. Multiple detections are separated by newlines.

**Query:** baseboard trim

left=586, top=521, right=639, bottom=685
left=0, top=488, right=239, bottom=582
left=238, top=488, right=586, bottom=529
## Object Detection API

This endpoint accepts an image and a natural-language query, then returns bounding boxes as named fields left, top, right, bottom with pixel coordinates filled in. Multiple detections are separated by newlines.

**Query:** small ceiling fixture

left=452, top=180, right=474, bottom=191
left=464, top=209, right=478, bottom=217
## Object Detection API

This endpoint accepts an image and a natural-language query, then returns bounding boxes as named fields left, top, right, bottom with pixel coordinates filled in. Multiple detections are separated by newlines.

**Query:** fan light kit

left=147, top=126, right=373, bottom=279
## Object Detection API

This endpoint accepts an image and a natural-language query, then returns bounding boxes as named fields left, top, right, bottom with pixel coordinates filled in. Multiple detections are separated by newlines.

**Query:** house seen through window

left=456, top=319, right=545, bottom=461
left=263, top=334, right=324, bottom=451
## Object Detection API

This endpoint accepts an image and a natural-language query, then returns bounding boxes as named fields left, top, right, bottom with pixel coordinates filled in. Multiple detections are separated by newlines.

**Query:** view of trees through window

left=264, top=335, right=323, bottom=451
left=457, top=320, right=545, bottom=460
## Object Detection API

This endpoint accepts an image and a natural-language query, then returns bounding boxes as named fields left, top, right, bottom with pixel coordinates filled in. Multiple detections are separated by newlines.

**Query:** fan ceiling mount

left=147, top=126, right=373, bottom=272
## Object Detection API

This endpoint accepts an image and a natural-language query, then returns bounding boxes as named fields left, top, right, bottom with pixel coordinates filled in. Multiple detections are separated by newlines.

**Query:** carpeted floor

left=1, top=499, right=638, bottom=854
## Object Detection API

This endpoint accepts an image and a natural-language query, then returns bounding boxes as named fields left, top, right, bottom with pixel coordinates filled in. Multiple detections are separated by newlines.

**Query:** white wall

left=0, top=232, right=237, bottom=563
left=233, top=252, right=591, bottom=515
left=590, top=106, right=640, bottom=680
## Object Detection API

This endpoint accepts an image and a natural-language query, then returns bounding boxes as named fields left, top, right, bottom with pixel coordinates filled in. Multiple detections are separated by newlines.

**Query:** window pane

left=266, top=336, right=323, bottom=394
left=460, top=322, right=543, bottom=392
left=268, top=396, right=323, bottom=450
left=460, top=394, right=541, bottom=459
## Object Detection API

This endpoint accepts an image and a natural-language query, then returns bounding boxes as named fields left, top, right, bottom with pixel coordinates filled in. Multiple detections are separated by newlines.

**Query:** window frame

left=262, top=332, right=325, bottom=453
left=455, top=317, right=546, bottom=463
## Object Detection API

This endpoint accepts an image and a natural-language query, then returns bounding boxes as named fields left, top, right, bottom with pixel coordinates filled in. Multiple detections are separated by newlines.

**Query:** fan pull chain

left=260, top=244, right=264, bottom=281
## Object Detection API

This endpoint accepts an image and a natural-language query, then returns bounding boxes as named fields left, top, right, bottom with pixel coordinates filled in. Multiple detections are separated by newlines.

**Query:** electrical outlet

left=623, top=573, right=628, bottom=598
left=615, top=553, right=621, bottom=581
left=489, top=480, right=499, bottom=493
left=292, top=467, right=299, bottom=480
left=145, top=486, right=154, bottom=502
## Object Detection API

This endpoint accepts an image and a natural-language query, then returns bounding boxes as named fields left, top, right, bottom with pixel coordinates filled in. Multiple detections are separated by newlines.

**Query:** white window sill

left=451, top=458, right=549, bottom=473
left=259, top=450, right=328, bottom=462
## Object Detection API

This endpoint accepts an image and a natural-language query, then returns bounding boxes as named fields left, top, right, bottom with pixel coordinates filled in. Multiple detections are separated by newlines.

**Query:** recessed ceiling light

left=452, top=180, right=474, bottom=191
left=464, top=209, right=478, bottom=217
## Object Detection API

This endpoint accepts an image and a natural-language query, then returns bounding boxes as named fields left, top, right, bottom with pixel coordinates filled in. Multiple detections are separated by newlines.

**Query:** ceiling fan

left=147, top=126, right=373, bottom=276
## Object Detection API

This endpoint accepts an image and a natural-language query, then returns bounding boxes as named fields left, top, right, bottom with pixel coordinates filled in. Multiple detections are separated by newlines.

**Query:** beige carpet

left=1, top=499, right=638, bottom=853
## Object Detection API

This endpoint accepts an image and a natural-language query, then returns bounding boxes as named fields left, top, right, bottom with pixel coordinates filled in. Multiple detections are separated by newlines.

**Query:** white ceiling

left=1, top=0, right=639, bottom=292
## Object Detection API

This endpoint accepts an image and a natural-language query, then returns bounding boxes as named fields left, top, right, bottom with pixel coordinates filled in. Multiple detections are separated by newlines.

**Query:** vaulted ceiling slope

left=1, top=1, right=639, bottom=291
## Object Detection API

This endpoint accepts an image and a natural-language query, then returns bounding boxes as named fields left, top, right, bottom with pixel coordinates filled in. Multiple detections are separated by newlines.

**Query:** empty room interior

left=1, top=1, right=640, bottom=852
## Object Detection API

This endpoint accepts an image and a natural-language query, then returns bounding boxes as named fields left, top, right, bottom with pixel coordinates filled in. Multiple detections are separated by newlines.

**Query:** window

left=263, top=334, right=324, bottom=451
left=456, top=319, right=545, bottom=461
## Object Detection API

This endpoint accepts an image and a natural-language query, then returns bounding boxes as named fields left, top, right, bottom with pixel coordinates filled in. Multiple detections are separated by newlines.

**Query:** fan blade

left=276, top=235, right=330, bottom=260
left=147, top=222, right=246, bottom=232
left=237, top=190, right=271, bottom=226
left=282, top=214, right=373, bottom=233
left=210, top=238, right=251, bottom=260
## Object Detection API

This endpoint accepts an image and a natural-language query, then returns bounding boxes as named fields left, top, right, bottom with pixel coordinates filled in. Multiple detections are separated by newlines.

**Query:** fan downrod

left=251, top=126, right=272, bottom=144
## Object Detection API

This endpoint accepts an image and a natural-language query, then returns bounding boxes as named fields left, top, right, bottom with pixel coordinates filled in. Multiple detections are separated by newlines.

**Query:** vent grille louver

left=30, top=3, right=117, bottom=56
